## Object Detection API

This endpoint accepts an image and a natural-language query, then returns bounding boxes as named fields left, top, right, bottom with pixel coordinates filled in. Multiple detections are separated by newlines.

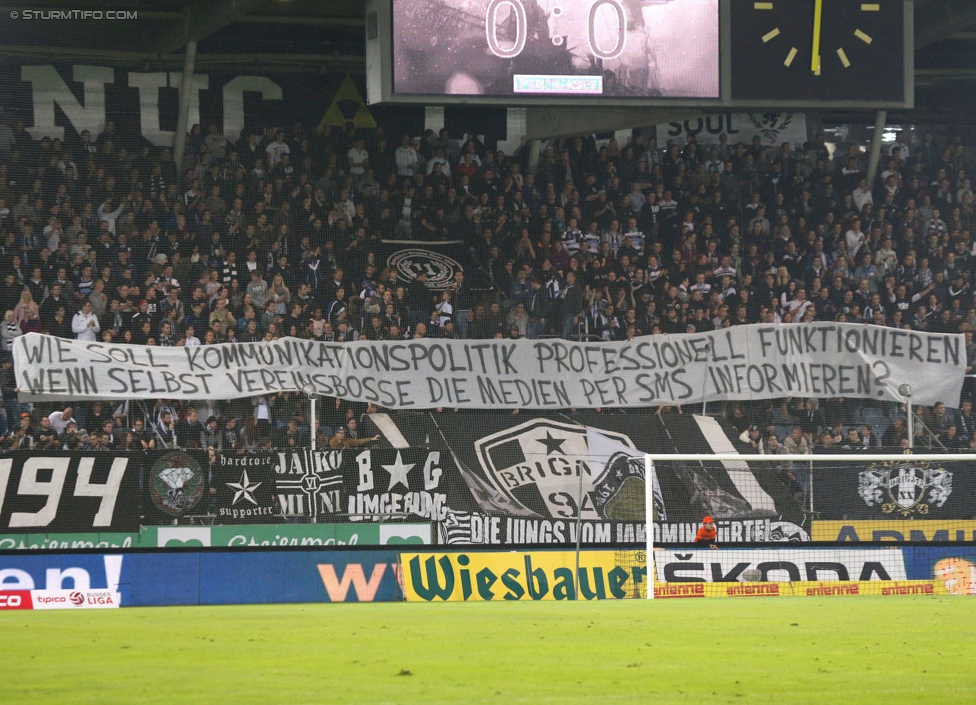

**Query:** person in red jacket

left=695, top=516, right=718, bottom=549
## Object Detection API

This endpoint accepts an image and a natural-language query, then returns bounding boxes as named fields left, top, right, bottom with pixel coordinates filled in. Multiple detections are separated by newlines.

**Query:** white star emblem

left=381, top=451, right=415, bottom=491
left=226, top=470, right=262, bottom=505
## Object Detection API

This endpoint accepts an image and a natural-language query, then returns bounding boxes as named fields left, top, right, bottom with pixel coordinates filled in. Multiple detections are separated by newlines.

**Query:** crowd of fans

left=0, top=113, right=974, bottom=453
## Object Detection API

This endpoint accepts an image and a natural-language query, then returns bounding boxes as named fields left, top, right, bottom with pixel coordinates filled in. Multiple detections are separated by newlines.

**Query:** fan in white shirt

left=265, top=132, right=290, bottom=168
left=845, top=219, right=866, bottom=258
left=395, top=135, right=419, bottom=176
left=347, top=139, right=369, bottom=176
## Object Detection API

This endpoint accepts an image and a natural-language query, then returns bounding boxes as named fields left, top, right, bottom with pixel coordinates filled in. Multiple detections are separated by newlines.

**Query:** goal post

left=644, top=454, right=654, bottom=600
left=618, top=451, right=976, bottom=600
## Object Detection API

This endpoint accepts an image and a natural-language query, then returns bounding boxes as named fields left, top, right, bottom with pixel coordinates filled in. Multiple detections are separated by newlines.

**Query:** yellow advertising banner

left=400, top=551, right=957, bottom=602
left=813, top=521, right=976, bottom=543
left=401, top=551, right=647, bottom=602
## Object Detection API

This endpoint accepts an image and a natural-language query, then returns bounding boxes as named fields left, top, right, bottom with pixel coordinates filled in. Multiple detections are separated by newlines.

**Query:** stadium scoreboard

left=366, top=0, right=913, bottom=108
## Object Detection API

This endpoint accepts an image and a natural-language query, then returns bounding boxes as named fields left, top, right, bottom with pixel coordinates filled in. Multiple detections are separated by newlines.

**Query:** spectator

left=130, top=418, right=155, bottom=450
left=71, top=301, right=100, bottom=341
left=156, top=411, right=175, bottom=448
left=739, top=424, right=765, bottom=453
left=175, top=409, right=203, bottom=448
left=882, top=418, right=908, bottom=447
left=48, top=406, right=75, bottom=435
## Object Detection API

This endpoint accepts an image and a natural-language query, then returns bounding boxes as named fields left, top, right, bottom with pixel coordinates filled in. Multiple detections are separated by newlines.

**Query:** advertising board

left=0, top=551, right=401, bottom=605
left=653, top=548, right=908, bottom=583
left=813, top=521, right=976, bottom=543
left=652, top=581, right=946, bottom=599
left=401, top=550, right=646, bottom=601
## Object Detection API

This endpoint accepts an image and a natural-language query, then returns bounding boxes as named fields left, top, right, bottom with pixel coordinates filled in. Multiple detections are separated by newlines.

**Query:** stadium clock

left=730, top=0, right=907, bottom=103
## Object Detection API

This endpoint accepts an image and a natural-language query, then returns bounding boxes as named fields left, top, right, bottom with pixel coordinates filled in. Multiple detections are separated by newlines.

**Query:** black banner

left=813, top=457, right=976, bottom=520
left=0, top=452, right=141, bottom=532
left=378, top=240, right=474, bottom=291
left=375, top=410, right=809, bottom=546
left=211, top=453, right=279, bottom=524
left=239, top=448, right=478, bottom=523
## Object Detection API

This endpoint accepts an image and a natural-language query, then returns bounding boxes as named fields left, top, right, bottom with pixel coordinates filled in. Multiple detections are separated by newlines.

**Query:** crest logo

left=593, top=451, right=646, bottom=522
left=149, top=451, right=205, bottom=516
left=858, top=460, right=952, bottom=516
left=747, top=113, right=794, bottom=144
left=387, top=248, right=461, bottom=290
left=474, top=419, right=635, bottom=519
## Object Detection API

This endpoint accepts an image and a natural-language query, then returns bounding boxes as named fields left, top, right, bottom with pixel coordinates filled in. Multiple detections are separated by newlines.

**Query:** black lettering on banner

left=12, top=326, right=965, bottom=407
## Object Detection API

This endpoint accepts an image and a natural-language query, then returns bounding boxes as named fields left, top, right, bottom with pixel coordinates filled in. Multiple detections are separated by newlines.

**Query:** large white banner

left=13, top=324, right=964, bottom=408
left=657, top=113, right=807, bottom=147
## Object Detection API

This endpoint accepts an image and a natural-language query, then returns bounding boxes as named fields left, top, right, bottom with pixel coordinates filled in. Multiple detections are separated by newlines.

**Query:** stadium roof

left=1, top=0, right=975, bottom=114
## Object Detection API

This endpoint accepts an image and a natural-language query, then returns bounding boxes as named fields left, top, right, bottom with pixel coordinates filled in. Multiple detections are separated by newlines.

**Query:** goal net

left=595, top=445, right=976, bottom=599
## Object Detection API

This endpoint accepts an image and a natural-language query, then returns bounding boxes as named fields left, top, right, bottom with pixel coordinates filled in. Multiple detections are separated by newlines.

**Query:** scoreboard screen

left=390, top=0, right=720, bottom=99
left=366, top=0, right=913, bottom=109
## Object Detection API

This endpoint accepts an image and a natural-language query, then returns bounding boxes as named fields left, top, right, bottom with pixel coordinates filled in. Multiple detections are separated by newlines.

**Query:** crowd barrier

left=0, top=546, right=972, bottom=607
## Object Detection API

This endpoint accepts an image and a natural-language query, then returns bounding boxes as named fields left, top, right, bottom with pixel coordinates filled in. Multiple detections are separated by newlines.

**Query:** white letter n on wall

left=22, top=65, right=113, bottom=141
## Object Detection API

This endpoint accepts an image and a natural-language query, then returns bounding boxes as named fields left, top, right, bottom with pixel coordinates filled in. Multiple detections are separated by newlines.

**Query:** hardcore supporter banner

left=378, top=240, right=474, bottom=291
left=211, top=453, right=279, bottom=524
left=0, top=452, right=141, bottom=532
left=0, top=63, right=428, bottom=149
left=14, top=324, right=965, bottom=407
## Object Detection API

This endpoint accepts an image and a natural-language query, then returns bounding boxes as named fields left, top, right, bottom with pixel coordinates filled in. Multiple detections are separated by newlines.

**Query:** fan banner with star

left=211, top=454, right=279, bottom=524
left=213, top=448, right=480, bottom=524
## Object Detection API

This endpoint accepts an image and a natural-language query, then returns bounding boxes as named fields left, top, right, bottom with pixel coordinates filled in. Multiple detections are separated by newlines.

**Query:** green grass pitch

left=0, top=598, right=973, bottom=704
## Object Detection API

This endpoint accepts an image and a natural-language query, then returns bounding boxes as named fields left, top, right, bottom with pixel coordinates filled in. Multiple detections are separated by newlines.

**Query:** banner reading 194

left=391, top=0, right=719, bottom=99
left=0, top=454, right=140, bottom=532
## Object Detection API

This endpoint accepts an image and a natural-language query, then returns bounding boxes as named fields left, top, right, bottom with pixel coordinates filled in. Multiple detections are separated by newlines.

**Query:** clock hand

left=811, top=0, right=823, bottom=73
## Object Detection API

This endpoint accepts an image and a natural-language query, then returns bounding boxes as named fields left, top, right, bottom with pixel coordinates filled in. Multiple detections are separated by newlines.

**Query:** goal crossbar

left=642, top=453, right=976, bottom=462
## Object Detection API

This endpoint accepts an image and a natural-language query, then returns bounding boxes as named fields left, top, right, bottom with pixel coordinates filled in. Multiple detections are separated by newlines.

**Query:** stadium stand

left=1, top=112, right=974, bottom=454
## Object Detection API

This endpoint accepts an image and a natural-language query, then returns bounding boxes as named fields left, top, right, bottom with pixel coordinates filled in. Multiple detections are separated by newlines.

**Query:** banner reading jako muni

left=14, top=324, right=964, bottom=408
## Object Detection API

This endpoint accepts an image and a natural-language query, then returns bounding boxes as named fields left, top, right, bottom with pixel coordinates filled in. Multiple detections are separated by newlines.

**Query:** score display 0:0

left=485, top=0, right=628, bottom=61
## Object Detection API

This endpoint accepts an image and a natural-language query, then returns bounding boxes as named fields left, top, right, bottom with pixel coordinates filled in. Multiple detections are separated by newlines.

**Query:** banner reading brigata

left=14, top=324, right=964, bottom=407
